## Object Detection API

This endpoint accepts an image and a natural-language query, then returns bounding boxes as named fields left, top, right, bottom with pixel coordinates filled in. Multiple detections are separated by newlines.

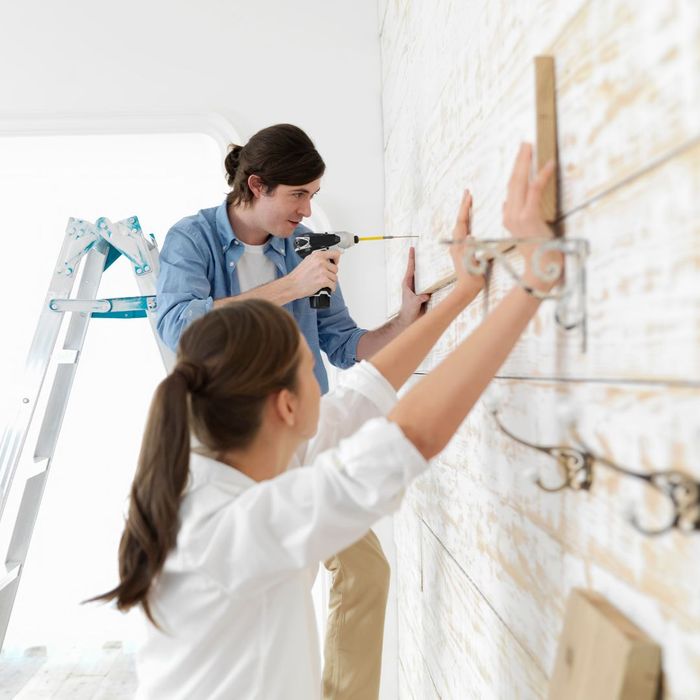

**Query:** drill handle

left=293, top=235, right=337, bottom=309
left=310, top=287, right=332, bottom=309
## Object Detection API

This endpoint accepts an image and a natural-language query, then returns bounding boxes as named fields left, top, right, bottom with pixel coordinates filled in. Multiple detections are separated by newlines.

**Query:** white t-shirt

left=235, top=242, right=278, bottom=293
left=134, top=361, right=428, bottom=700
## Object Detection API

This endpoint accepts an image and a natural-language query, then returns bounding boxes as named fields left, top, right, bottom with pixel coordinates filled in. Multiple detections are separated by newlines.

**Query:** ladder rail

left=0, top=215, right=172, bottom=650
left=0, top=221, right=103, bottom=520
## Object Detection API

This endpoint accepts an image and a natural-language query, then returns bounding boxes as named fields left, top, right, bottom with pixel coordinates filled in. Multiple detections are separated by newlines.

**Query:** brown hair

left=89, top=300, right=301, bottom=624
left=224, top=123, right=325, bottom=206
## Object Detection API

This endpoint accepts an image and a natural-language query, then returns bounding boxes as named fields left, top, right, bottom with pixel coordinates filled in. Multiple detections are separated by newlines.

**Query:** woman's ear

left=248, top=174, right=265, bottom=199
left=273, top=388, right=297, bottom=428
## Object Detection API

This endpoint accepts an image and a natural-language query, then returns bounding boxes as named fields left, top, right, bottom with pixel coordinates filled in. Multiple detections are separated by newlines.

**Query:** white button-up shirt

left=134, top=361, right=428, bottom=699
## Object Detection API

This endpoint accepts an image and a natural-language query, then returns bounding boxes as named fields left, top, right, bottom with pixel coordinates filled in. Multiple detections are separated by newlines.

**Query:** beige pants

left=322, top=530, right=390, bottom=700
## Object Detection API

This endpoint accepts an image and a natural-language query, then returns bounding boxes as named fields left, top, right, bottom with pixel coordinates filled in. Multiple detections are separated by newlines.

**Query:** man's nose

left=299, top=200, right=312, bottom=218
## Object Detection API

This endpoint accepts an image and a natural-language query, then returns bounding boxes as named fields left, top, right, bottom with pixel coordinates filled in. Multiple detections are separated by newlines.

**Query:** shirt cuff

left=345, top=327, right=367, bottom=365
left=181, top=296, right=214, bottom=324
left=336, top=360, right=398, bottom=415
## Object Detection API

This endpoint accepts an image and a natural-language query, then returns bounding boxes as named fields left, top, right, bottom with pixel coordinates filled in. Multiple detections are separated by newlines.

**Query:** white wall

left=0, top=0, right=387, bottom=329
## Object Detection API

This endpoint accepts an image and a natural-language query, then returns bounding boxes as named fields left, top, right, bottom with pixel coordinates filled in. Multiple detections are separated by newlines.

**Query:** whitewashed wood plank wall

left=379, top=0, right=700, bottom=697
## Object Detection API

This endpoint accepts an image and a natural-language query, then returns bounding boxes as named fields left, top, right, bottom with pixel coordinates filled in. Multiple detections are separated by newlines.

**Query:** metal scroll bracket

left=444, top=237, right=590, bottom=352
left=492, top=410, right=700, bottom=536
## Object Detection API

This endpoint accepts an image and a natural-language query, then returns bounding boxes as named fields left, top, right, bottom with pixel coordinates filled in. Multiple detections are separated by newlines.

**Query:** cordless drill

left=293, top=232, right=359, bottom=308
left=293, top=231, right=418, bottom=308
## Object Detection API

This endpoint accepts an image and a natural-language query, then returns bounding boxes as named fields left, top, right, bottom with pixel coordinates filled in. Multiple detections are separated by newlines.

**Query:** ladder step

left=26, top=458, right=50, bottom=479
left=0, top=562, right=20, bottom=593
left=34, top=364, right=78, bottom=462
left=56, top=349, right=80, bottom=364
left=0, top=214, right=168, bottom=650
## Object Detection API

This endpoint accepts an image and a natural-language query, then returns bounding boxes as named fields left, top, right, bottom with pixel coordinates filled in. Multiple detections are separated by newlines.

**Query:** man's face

left=256, top=178, right=322, bottom=237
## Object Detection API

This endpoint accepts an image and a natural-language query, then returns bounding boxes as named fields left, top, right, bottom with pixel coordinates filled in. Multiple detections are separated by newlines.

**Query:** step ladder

left=0, top=215, right=174, bottom=648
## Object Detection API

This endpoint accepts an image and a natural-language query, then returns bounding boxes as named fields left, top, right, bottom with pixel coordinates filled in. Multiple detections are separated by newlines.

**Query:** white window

left=0, top=132, right=225, bottom=652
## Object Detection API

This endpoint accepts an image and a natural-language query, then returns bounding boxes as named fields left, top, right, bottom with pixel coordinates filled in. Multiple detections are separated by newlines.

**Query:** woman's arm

left=389, top=144, right=558, bottom=458
left=193, top=417, right=426, bottom=597
left=369, top=190, right=485, bottom=390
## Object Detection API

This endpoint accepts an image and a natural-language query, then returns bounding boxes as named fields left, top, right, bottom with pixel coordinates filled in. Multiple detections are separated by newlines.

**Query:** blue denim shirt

left=156, top=201, right=366, bottom=392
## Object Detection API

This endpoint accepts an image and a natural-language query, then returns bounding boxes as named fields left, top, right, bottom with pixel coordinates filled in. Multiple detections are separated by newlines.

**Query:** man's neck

left=228, top=202, right=270, bottom=246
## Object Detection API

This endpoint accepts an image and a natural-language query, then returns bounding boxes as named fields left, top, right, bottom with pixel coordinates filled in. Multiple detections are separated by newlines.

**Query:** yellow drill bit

left=357, top=235, right=418, bottom=241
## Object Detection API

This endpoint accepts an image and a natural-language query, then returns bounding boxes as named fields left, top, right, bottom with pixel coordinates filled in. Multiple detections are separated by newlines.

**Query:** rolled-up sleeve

left=156, top=228, right=214, bottom=351
left=316, top=282, right=367, bottom=369
left=192, top=417, right=428, bottom=597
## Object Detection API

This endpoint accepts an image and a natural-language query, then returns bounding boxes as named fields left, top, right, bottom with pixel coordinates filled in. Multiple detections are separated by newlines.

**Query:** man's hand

left=397, top=247, right=431, bottom=327
left=287, top=249, right=341, bottom=300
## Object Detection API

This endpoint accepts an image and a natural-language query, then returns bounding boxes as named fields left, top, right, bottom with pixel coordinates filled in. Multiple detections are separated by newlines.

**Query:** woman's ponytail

left=90, top=300, right=301, bottom=625
left=88, top=369, right=192, bottom=626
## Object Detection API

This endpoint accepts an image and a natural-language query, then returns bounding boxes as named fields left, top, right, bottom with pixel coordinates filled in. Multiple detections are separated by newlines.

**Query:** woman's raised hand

left=502, top=143, right=560, bottom=291
left=502, top=143, right=555, bottom=239
left=449, top=189, right=485, bottom=294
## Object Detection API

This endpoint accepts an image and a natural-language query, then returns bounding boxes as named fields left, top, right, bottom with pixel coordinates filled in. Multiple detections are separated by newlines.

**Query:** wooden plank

left=0, top=648, right=47, bottom=698
left=394, top=504, right=548, bottom=699
left=382, top=0, right=589, bottom=303
left=92, top=649, right=138, bottom=699
left=401, top=142, right=700, bottom=382
left=52, top=647, right=124, bottom=700
left=402, top=378, right=700, bottom=699
left=5, top=647, right=136, bottom=700
left=382, top=3, right=700, bottom=699
left=12, top=650, right=80, bottom=699
left=383, top=0, right=700, bottom=317
left=549, top=589, right=661, bottom=700
left=418, top=272, right=455, bottom=296
left=534, top=56, right=558, bottom=222
left=381, top=1, right=588, bottom=149
left=395, top=506, right=443, bottom=700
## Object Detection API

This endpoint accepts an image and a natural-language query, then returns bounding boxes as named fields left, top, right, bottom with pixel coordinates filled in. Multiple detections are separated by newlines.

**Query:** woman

left=156, top=122, right=444, bottom=698
left=95, top=144, right=557, bottom=699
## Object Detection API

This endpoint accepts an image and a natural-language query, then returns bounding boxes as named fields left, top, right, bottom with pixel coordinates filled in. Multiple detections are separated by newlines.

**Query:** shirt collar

left=188, top=449, right=258, bottom=494
left=215, top=200, right=288, bottom=256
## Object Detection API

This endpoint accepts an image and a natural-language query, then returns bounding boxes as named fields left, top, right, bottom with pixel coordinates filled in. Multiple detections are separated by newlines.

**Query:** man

left=156, top=124, right=429, bottom=699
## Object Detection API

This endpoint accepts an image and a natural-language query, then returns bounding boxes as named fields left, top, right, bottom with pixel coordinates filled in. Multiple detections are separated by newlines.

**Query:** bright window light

left=0, top=132, right=225, bottom=652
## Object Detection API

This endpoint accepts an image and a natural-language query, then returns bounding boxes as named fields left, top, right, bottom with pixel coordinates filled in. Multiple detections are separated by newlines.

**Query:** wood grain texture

left=4, top=647, right=137, bottom=700
left=381, top=0, right=700, bottom=697
left=395, top=504, right=548, bottom=699
left=383, top=0, right=700, bottom=317
left=408, top=142, right=700, bottom=383
left=548, top=589, right=661, bottom=700
left=403, top=380, right=700, bottom=699
left=535, top=56, right=558, bottom=222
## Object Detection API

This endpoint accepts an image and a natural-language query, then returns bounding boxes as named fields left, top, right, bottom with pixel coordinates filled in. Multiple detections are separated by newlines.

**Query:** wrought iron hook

left=584, top=447, right=700, bottom=536
left=492, top=410, right=593, bottom=493
left=492, top=411, right=700, bottom=536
